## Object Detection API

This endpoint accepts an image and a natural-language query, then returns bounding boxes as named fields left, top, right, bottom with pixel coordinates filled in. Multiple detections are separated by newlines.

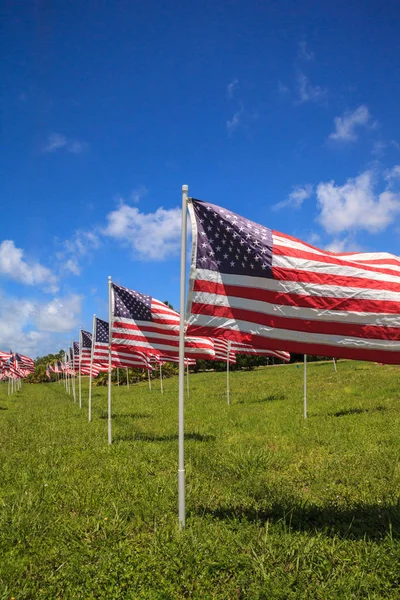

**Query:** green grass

left=1, top=360, right=400, bottom=599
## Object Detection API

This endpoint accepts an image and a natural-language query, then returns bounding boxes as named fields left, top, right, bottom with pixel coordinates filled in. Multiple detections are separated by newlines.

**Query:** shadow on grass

left=196, top=500, right=400, bottom=540
left=332, top=406, right=386, bottom=418
left=99, top=412, right=152, bottom=420
left=0, top=406, right=8, bottom=410
left=249, top=393, right=287, bottom=404
left=115, top=431, right=216, bottom=443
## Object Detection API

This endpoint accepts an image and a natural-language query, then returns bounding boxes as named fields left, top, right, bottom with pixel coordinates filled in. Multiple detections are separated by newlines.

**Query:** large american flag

left=186, top=198, right=400, bottom=364
left=111, top=283, right=215, bottom=360
left=13, top=353, right=35, bottom=373
left=94, top=317, right=153, bottom=370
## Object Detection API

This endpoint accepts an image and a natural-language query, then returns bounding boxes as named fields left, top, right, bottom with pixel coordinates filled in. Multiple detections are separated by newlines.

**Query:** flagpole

left=226, top=340, right=231, bottom=406
left=159, top=363, right=163, bottom=394
left=178, top=184, right=188, bottom=529
left=148, top=368, right=152, bottom=391
left=88, top=314, right=96, bottom=422
left=303, top=354, right=307, bottom=419
left=186, top=362, right=190, bottom=397
left=71, top=340, right=76, bottom=403
left=107, top=276, right=113, bottom=444
left=333, top=358, right=337, bottom=372
left=126, top=366, right=129, bottom=389
left=78, top=329, right=82, bottom=409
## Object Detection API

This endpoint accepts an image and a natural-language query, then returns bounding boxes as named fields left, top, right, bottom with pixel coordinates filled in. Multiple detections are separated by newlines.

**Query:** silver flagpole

left=126, top=366, right=129, bottom=389
left=7, top=377, right=10, bottom=396
left=186, top=362, right=190, bottom=397
left=117, top=368, right=119, bottom=386
left=333, top=358, right=337, bottom=372
left=78, top=329, right=82, bottom=409
left=159, top=363, right=163, bottom=394
left=148, top=368, right=152, bottom=391
left=88, top=314, right=96, bottom=422
left=71, top=340, right=76, bottom=403
left=226, top=340, right=231, bottom=405
left=107, top=276, right=113, bottom=444
left=178, top=184, right=188, bottom=529
left=303, top=354, right=307, bottom=419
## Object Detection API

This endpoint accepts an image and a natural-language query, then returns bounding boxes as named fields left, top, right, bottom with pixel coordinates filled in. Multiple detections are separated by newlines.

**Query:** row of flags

left=0, top=351, right=34, bottom=380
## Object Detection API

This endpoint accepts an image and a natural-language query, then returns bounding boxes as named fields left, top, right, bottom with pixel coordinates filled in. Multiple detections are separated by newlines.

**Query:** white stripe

left=193, top=268, right=400, bottom=303
left=272, top=253, right=400, bottom=285
left=191, top=290, right=400, bottom=328
left=189, top=313, right=400, bottom=352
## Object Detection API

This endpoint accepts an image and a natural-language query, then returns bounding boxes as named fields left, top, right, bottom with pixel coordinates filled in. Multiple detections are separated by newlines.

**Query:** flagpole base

left=178, top=468, right=186, bottom=529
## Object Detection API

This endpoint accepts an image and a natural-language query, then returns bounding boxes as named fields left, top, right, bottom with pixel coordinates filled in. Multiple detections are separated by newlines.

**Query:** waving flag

left=187, top=199, right=400, bottom=364
left=93, top=317, right=153, bottom=370
left=112, top=283, right=215, bottom=360
left=213, top=339, right=236, bottom=363
left=231, top=342, right=290, bottom=362
left=14, top=353, right=34, bottom=373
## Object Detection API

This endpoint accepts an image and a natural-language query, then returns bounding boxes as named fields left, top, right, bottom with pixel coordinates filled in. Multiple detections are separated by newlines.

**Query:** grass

left=0, top=360, right=400, bottom=598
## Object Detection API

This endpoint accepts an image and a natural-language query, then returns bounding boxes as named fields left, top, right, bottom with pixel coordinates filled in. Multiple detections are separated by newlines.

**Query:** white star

left=261, top=263, right=267, bottom=269
left=223, top=253, right=228, bottom=259
left=216, top=245, right=221, bottom=251
left=230, top=261, right=235, bottom=267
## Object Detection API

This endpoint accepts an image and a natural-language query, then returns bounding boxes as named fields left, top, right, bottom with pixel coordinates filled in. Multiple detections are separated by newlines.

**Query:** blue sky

left=1, top=0, right=400, bottom=357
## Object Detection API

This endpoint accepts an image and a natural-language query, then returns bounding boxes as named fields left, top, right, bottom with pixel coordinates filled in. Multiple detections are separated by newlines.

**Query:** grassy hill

left=1, top=360, right=400, bottom=598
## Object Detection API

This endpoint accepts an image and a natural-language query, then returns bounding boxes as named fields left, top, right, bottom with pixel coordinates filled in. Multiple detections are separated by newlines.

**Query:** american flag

left=112, top=283, right=215, bottom=360
left=231, top=342, right=290, bottom=362
left=152, top=355, right=196, bottom=366
left=94, top=317, right=153, bottom=370
left=0, top=351, right=12, bottom=364
left=80, top=330, right=92, bottom=366
left=186, top=198, right=400, bottom=364
left=73, top=342, right=80, bottom=370
left=213, top=339, right=236, bottom=364
left=13, top=353, right=34, bottom=373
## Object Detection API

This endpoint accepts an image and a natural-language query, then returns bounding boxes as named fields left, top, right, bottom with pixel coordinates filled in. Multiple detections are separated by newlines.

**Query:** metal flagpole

left=333, top=358, right=337, bottom=372
left=226, top=340, right=231, bottom=405
left=303, top=354, right=307, bottom=419
left=186, top=362, right=190, bottom=397
left=88, top=314, right=96, bottom=422
left=7, top=377, right=10, bottom=396
left=117, top=368, right=120, bottom=386
left=159, top=363, right=163, bottom=394
left=78, top=329, right=82, bottom=409
left=71, top=340, right=76, bottom=403
left=126, top=367, right=129, bottom=389
left=178, top=184, right=188, bottom=529
left=148, top=369, right=152, bottom=391
left=107, top=276, right=113, bottom=444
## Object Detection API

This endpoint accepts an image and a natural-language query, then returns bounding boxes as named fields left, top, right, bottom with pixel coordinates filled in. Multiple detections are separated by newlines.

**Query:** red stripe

left=192, top=301, right=399, bottom=341
left=193, top=278, right=400, bottom=315
left=187, top=324, right=400, bottom=364
left=274, top=241, right=400, bottom=279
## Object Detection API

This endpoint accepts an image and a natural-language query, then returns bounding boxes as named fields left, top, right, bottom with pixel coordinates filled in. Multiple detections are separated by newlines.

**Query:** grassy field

left=1, top=360, right=400, bottom=599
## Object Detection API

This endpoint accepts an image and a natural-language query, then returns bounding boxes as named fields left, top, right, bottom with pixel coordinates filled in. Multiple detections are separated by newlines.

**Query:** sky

left=1, top=0, right=400, bottom=357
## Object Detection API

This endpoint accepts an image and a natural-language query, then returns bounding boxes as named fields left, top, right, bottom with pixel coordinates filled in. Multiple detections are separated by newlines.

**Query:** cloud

left=329, top=105, right=370, bottom=142
left=295, top=71, right=327, bottom=104
left=273, top=184, right=313, bottom=210
left=316, top=170, right=400, bottom=234
left=298, top=41, right=314, bottom=61
left=227, top=78, right=238, bottom=99
left=324, top=237, right=362, bottom=253
left=385, top=165, right=400, bottom=185
left=35, top=295, right=82, bottom=333
left=103, top=203, right=182, bottom=260
left=277, top=81, right=290, bottom=96
left=0, top=240, right=58, bottom=291
left=226, top=109, right=242, bottom=133
left=0, top=292, right=82, bottom=357
left=43, top=133, right=88, bottom=154
left=57, top=230, right=100, bottom=276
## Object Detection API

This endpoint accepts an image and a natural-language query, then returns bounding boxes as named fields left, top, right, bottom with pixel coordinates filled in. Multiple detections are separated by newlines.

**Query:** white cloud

left=0, top=240, right=58, bottom=291
left=43, top=133, right=88, bottom=154
left=0, top=292, right=82, bottom=357
left=329, top=105, right=370, bottom=142
left=298, top=41, right=314, bottom=61
left=227, top=78, right=238, bottom=99
left=385, top=165, right=400, bottom=184
left=57, top=230, right=100, bottom=276
left=277, top=81, right=289, bottom=96
left=296, top=72, right=327, bottom=104
left=103, top=203, right=182, bottom=260
left=324, top=237, right=362, bottom=253
left=35, top=295, right=82, bottom=333
left=273, top=184, right=313, bottom=211
left=316, top=170, right=400, bottom=234
left=226, top=110, right=242, bottom=133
